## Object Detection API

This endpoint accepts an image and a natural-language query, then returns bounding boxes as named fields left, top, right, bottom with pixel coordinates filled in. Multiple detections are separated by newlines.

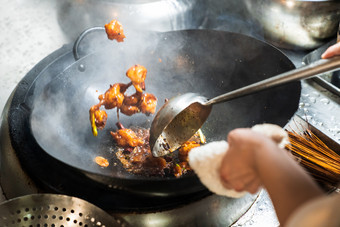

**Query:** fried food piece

left=93, top=109, right=108, bottom=130
left=123, top=92, right=142, bottom=105
left=126, top=65, right=147, bottom=93
left=115, top=149, right=132, bottom=169
left=89, top=63, right=157, bottom=136
left=173, top=162, right=191, bottom=178
left=95, top=156, right=109, bottom=167
left=110, top=128, right=144, bottom=147
left=104, top=19, right=126, bottom=42
left=179, top=141, right=201, bottom=155
left=178, top=141, right=201, bottom=162
left=129, top=147, right=145, bottom=164
left=140, top=93, right=157, bottom=115
left=119, top=92, right=157, bottom=116
left=100, top=83, right=125, bottom=109
left=89, top=107, right=106, bottom=136
left=89, top=83, right=127, bottom=136
left=120, top=104, right=140, bottom=116
left=142, top=156, right=167, bottom=173
left=120, top=92, right=142, bottom=116
left=173, top=164, right=182, bottom=178
left=111, top=127, right=203, bottom=178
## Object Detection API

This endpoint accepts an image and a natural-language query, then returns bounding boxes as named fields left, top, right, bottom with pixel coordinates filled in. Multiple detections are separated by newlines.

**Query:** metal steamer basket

left=0, top=194, right=124, bottom=227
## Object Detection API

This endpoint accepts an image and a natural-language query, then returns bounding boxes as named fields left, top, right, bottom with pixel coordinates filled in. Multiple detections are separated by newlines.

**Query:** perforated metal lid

left=0, top=194, right=125, bottom=227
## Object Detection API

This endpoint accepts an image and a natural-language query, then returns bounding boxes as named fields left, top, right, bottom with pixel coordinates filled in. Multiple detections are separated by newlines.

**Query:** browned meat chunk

left=110, top=128, right=144, bottom=147
left=104, top=20, right=126, bottom=42
left=140, top=93, right=157, bottom=115
left=126, top=65, right=147, bottom=93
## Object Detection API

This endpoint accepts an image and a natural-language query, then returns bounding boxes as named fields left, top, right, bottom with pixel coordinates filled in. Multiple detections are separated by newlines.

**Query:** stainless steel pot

left=244, top=0, right=340, bottom=50
left=57, top=0, right=207, bottom=40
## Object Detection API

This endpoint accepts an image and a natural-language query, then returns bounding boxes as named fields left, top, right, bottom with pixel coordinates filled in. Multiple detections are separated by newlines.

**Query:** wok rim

left=8, top=29, right=300, bottom=197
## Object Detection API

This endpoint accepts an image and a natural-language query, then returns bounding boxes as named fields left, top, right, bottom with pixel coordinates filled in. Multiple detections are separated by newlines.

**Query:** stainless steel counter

left=0, top=1, right=339, bottom=227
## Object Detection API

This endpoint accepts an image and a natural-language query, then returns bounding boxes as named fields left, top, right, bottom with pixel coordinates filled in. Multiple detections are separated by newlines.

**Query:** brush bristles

left=285, top=129, right=340, bottom=190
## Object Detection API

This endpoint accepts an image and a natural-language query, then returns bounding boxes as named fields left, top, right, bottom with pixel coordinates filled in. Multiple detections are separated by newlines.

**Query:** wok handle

left=205, top=56, right=340, bottom=105
left=72, top=27, right=105, bottom=61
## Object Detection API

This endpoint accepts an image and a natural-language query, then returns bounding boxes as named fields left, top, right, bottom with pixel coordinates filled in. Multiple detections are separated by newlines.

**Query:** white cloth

left=188, top=123, right=288, bottom=198
left=188, top=140, right=245, bottom=198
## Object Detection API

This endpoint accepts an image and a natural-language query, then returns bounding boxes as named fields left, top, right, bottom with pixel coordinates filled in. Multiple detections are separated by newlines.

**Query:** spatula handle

left=206, top=56, right=340, bottom=106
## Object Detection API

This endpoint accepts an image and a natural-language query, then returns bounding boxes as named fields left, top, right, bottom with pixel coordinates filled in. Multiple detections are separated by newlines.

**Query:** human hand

left=321, top=42, right=340, bottom=59
left=219, top=129, right=324, bottom=226
left=219, top=128, right=279, bottom=194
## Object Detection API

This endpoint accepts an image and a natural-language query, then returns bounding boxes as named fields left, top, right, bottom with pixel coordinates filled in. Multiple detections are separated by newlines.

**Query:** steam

left=30, top=30, right=187, bottom=176
left=204, top=1, right=265, bottom=42
left=30, top=12, right=283, bottom=177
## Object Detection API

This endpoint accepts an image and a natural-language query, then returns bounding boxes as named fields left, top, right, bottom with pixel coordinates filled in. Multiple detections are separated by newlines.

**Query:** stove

left=0, top=5, right=263, bottom=225
left=0, top=35, right=263, bottom=227
left=1, top=1, right=339, bottom=227
left=1, top=25, right=270, bottom=226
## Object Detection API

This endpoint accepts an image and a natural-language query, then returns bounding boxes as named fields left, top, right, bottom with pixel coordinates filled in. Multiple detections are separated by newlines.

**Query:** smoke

left=204, top=0, right=265, bottom=42
left=29, top=29, right=188, bottom=177
left=29, top=3, right=298, bottom=178
left=56, top=0, right=207, bottom=42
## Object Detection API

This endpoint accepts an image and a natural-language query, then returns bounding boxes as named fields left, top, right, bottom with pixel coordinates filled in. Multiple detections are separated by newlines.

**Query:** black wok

left=25, top=29, right=300, bottom=197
